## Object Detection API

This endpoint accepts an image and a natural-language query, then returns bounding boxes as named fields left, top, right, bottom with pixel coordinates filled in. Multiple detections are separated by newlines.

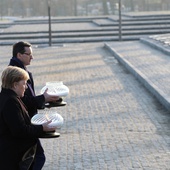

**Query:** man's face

left=18, top=46, right=33, bottom=66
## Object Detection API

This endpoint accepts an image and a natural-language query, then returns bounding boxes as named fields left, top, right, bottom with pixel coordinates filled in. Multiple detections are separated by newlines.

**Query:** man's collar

left=10, top=57, right=26, bottom=70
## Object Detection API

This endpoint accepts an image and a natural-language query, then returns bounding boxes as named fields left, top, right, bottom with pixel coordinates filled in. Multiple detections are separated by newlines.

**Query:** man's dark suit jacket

left=9, top=57, right=45, bottom=118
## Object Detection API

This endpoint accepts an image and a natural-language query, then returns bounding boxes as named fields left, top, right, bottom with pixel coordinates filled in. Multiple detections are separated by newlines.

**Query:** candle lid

left=31, top=112, right=64, bottom=129
left=41, top=81, right=69, bottom=97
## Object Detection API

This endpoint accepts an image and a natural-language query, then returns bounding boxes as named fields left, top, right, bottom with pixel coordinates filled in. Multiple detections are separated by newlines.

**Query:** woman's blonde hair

left=1, top=66, right=29, bottom=89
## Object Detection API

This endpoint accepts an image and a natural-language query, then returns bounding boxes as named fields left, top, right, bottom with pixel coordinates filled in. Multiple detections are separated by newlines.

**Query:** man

left=9, top=41, right=58, bottom=118
left=9, top=41, right=59, bottom=170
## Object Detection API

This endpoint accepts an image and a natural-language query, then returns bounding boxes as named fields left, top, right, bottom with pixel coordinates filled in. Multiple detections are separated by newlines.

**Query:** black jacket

left=9, top=57, right=45, bottom=117
left=0, top=88, right=43, bottom=170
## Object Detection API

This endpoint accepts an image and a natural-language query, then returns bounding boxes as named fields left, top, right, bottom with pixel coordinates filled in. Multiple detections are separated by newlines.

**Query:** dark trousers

left=30, top=140, right=45, bottom=170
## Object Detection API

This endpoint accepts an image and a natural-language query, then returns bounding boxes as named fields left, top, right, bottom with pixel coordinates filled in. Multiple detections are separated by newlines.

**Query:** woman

left=0, top=66, right=56, bottom=170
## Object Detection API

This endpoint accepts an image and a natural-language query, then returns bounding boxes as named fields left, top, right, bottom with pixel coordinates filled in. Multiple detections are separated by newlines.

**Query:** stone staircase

left=0, top=12, right=170, bottom=45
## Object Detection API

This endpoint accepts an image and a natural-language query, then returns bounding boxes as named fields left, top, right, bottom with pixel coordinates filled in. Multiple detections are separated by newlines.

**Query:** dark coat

left=9, top=57, right=45, bottom=118
left=0, top=88, right=44, bottom=170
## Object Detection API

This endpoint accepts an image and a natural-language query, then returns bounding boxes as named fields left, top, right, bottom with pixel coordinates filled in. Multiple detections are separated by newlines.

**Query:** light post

left=47, top=0, right=52, bottom=46
left=118, top=0, right=122, bottom=41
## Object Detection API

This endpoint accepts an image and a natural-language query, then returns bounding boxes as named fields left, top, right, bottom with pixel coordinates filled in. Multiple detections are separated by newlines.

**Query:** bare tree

left=108, top=0, right=117, bottom=14
left=74, top=0, right=77, bottom=16
left=102, top=0, right=108, bottom=15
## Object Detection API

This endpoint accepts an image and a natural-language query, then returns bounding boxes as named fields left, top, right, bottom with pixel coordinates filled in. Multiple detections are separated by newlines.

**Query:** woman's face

left=13, top=80, right=27, bottom=97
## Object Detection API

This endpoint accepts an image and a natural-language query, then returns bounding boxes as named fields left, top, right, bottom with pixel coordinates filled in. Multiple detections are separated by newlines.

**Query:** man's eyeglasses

left=23, top=53, right=32, bottom=56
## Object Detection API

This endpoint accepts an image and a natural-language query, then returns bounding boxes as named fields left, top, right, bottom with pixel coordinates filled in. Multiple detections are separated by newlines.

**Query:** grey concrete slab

left=143, top=34, right=170, bottom=55
left=123, top=11, right=170, bottom=17
left=105, top=40, right=170, bottom=112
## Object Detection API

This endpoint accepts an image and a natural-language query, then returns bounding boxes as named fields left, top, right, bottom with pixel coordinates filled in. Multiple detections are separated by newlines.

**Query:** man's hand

left=43, top=88, right=59, bottom=102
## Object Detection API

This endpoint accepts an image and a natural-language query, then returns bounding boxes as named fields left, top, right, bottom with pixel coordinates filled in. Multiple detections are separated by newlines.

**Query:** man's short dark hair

left=12, top=41, right=32, bottom=58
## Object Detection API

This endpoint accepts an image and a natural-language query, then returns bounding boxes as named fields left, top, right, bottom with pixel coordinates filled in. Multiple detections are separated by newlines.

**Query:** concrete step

left=1, top=29, right=169, bottom=40
left=1, top=14, right=170, bottom=45
left=0, top=35, right=140, bottom=46
left=105, top=39, right=170, bottom=111
left=95, top=19, right=170, bottom=26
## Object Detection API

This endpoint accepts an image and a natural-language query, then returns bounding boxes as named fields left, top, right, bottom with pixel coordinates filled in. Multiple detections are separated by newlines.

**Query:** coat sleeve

left=2, top=98, right=44, bottom=138
left=22, top=89, right=45, bottom=110
left=24, top=72, right=46, bottom=110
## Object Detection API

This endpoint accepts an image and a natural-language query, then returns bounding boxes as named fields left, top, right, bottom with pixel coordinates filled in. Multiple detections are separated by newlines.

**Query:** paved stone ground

left=0, top=42, right=170, bottom=170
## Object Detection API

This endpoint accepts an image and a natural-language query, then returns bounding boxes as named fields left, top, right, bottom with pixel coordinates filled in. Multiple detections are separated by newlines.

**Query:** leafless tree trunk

left=74, top=0, right=77, bottom=16
left=102, top=0, right=108, bottom=15
left=130, top=0, right=134, bottom=11
left=108, top=0, right=116, bottom=14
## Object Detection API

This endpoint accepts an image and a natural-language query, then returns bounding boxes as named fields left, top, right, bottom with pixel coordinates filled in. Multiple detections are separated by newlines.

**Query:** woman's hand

left=42, top=120, right=56, bottom=132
